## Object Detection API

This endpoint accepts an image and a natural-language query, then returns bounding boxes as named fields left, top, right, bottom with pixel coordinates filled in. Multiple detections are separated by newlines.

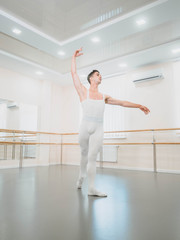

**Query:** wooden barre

left=155, top=142, right=180, bottom=145
left=61, top=128, right=180, bottom=135
left=61, top=142, right=179, bottom=145
left=1, top=142, right=179, bottom=145
left=1, top=128, right=180, bottom=135
left=62, top=142, right=180, bottom=145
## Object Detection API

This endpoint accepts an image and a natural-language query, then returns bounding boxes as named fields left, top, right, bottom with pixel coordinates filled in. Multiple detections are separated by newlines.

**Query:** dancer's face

left=91, top=72, right=102, bottom=84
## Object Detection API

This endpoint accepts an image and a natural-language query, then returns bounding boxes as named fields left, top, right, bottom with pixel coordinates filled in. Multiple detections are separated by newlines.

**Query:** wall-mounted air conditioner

left=132, top=68, right=164, bottom=83
left=7, top=102, right=19, bottom=108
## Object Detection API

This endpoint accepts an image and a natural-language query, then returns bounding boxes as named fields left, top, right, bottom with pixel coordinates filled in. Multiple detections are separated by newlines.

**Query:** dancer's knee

left=88, top=152, right=98, bottom=163
left=80, top=147, right=88, bottom=156
left=88, top=145, right=101, bottom=160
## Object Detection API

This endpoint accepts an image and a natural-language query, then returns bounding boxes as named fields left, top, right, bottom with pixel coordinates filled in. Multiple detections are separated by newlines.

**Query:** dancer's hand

left=139, top=105, right=150, bottom=115
left=73, top=48, right=83, bottom=58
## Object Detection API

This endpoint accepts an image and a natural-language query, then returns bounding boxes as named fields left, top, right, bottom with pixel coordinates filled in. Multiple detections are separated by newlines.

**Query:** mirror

left=0, top=98, right=38, bottom=131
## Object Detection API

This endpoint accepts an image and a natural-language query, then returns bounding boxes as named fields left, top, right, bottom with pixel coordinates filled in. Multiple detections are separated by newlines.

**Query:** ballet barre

left=1, top=127, right=180, bottom=135
left=0, top=127, right=180, bottom=172
left=0, top=142, right=180, bottom=145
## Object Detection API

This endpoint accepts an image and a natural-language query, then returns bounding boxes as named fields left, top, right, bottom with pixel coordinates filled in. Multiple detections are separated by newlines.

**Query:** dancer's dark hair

left=87, top=70, right=99, bottom=84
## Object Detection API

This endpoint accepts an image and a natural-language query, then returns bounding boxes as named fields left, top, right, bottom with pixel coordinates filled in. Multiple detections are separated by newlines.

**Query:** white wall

left=2, top=60, right=177, bottom=134
left=125, top=62, right=177, bottom=129
left=0, top=103, right=7, bottom=129
left=172, top=61, right=180, bottom=126
left=60, top=61, right=180, bottom=173
left=0, top=60, right=180, bottom=172
left=0, top=67, right=65, bottom=133
left=62, top=62, right=180, bottom=132
left=0, top=67, right=64, bottom=168
left=60, top=86, right=81, bottom=133
left=0, top=68, right=41, bottom=105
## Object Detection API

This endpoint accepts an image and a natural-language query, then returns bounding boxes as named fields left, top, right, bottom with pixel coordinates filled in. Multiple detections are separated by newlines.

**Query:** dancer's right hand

left=73, top=47, right=83, bottom=57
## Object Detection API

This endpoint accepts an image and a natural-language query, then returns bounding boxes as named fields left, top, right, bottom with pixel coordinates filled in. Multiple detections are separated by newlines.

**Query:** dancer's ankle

left=76, top=177, right=84, bottom=189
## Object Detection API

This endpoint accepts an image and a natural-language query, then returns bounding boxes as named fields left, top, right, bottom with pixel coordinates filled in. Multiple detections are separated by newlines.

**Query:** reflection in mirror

left=0, top=98, right=38, bottom=131
left=0, top=98, right=38, bottom=160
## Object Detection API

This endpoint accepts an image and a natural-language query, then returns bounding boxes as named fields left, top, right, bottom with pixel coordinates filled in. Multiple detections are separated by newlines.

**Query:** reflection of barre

left=0, top=142, right=61, bottom=145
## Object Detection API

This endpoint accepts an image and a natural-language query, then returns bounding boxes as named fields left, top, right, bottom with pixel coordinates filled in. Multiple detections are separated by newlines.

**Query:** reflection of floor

left=1, top=165, right=180, bottom=240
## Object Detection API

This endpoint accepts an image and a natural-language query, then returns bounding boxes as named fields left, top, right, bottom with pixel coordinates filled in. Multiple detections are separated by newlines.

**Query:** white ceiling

left=0, top=0, right=180, bottom=85
left=0, top=0, right=157, bottom=40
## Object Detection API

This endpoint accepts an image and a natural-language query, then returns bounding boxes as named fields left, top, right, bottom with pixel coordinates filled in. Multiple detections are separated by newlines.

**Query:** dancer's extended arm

left=71, top=48, right=86, bottom=98
left=105, top=95, right=150, bottom=115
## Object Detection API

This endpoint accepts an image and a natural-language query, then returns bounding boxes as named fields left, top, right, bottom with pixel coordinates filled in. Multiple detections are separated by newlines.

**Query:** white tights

left=78, top=120, right=107, bottom=197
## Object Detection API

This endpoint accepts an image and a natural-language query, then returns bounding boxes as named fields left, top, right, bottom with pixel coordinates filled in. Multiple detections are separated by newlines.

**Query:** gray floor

left=0, top=165, right=180, bottom=240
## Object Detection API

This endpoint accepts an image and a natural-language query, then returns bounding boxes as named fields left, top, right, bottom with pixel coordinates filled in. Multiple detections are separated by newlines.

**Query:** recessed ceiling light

left=136, top=19, right=146, bottom=26
left=91, top=37, right=100, bottom=43
left=36, top=71, right=43, bottom=75
left=172, top=48, right=180, bottom=54
left=58, top=51, right=65, bottom=56
left=12, top=28, right=22, bottom=34
left=118, top=63, right=127, bottom=68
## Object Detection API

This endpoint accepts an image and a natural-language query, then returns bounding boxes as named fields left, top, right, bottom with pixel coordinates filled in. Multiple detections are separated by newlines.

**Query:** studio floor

left=0, top=164, right=180, bottom=240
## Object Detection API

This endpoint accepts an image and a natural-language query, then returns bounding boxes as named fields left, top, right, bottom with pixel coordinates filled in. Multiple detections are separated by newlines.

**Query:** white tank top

left=81, top=90, right=105, bottom=123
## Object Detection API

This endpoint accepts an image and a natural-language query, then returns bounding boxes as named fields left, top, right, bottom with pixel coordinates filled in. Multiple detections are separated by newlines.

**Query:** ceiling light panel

left=12, top=28, right=22, bottom=34
left=172, top=48, right=180, bottom=54
left=91, top=37, right=100, bottom=43
left=136, top=19, right=146, bottom=26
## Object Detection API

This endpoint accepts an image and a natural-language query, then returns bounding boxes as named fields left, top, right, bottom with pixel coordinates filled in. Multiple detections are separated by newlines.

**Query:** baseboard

left=49, top=162, right=61, bottom=166
left=62, top=162, right=79, bottom=166
left=157, top=169, right=180, bottom=174
left=99, top=165, right=153, bottom=172
left=0, top=165, right=19, bottom=169
left=0, top=163, right=52, bottom=169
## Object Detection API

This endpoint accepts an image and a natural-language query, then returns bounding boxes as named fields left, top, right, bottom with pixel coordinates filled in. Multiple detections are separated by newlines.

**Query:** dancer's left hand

left=139, top=105, right=150, bottom=115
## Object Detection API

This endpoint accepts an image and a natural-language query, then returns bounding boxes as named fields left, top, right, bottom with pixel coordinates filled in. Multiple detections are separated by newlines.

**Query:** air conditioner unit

left=7, top=102, right=19, bottom=108
left=132, top=68, right=164, bottom=83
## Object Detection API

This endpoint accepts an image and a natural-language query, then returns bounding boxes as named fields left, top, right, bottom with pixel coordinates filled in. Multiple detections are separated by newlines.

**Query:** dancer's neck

left=89, top=83, right=99, bottom=92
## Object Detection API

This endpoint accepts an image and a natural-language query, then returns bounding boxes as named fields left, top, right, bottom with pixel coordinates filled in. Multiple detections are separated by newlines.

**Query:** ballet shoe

left=88, top=188, right=107, bottom=197
left=76, top=177, right=84, bottom=189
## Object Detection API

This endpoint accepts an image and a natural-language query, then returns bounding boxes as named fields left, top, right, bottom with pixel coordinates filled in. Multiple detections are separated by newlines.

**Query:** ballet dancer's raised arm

left=71, top=48, right=86, bottom=100
left=105, top=95, right=150, bottom=115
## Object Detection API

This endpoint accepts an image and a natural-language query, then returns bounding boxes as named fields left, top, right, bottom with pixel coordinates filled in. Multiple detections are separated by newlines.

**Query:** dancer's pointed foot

left=88, top=188, right=107, bottom=197
left=76, top=177, right=84, bottom=189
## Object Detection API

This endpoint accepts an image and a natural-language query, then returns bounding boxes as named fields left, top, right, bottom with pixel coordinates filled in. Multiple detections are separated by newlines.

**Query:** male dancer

left=71, top=48, right=150, bottom=197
